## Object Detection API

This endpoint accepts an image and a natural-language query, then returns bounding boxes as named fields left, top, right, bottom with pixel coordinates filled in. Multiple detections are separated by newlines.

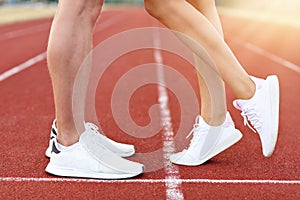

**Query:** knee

left=63, top=0, right=104, bottom=25
left=144, top=0, right=172, bottom=20
left=144, top=0, right=160, bottom=18
left=187, top=0, right=216, bottom=12
left=79, top=0, right=104, bottom=24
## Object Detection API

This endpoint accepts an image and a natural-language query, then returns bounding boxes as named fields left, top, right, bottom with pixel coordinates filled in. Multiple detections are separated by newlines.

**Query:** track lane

left=0, top=19, right=51, bottom=74
left=0, top=7, right=299, bottom=199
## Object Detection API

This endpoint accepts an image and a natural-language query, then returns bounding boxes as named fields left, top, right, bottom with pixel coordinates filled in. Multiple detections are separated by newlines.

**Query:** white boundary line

left=153, top=30, right=184, bottom=199
left=0, top=52, right=47, bottom=82
left=0, top=13, right=125, bottom=83
left=0, top=177, right=299, bottom=184
left=233, top=38, right=300, bottom=74
left=1, top=11, right=299, bottom=189
left=0, top=23, right=51, bottom=41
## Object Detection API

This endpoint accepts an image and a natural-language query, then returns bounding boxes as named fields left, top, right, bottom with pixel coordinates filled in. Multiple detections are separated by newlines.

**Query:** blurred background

left=0, top=0, right=300, bottom=9
left=0, top=0, right=146, bottom=5
left=1, top=0, right=300, bottom=26
left=0, top=0, right=145, bottom=5
left=1, top=0, right=300, bottom=9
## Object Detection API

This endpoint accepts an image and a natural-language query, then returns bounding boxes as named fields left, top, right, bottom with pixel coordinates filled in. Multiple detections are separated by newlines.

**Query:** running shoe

left=45, top=120, right=58, bottom=158
left=45, top=132, right=144, bottom=179
left=170, top=112, right=242, bottom=166
left=45, top=120, right=135, bottom=158
left=233, top=75, right=280, bottom=157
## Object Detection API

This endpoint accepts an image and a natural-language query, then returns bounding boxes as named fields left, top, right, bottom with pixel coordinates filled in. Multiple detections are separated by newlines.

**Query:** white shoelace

left=85, top=122, right=107, bottom=137
left=241, top=104, right=262, bottom=133
left=85, top=123, right=113, bottom=143
left=186, top=116, right=209, bottom=148
left=85, top=122, right=99, bottom=132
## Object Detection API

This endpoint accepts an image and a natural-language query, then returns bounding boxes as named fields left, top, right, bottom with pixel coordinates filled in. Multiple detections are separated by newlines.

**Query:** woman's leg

left=145, top=0, right=280, bottom=159
left=186, top=0, right=226, bottom=125
left=144, top=0, right=256, bottom=100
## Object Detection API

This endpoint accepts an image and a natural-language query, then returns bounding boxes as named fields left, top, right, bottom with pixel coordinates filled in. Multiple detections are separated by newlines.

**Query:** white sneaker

left=233, top=75, right=280, bottom=157
left=170, top=112, right=242, bottom=166
left=45, top=120, right=58, bottom=158
left=45, top=120, right=135, bottom=158
left=45, top=131, right=144, bottom=179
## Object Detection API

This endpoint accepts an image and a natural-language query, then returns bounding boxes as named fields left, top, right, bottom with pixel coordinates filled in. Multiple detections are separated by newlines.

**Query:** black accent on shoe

left=51, top=141, right=61, bottom=154
left=50, top=136, right=55, bottom=140
left=52, top=128, right=57, bottom=136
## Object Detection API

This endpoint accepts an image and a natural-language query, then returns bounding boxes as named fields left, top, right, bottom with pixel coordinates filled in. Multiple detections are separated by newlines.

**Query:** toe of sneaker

left=115, top=144, right=135, bottom=157
left=170, top=150, right=199, bottom=166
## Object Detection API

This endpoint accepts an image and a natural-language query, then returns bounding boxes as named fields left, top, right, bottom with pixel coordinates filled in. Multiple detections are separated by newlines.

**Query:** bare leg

left=144, top=0, right=256, bottom=101
left=145, top=0, right=280, bottom=163
left=46, top=1, right=144, bottom=179
left=187, top=0, right=226, bottom=125
left=47, top=0, right=103, bottom=146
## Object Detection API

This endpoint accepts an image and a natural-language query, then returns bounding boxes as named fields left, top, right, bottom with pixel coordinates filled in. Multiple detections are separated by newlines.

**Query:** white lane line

left=0, top=23, right=51, bottom=41
left=0, top=52, right=46, bottom=82
left=153, top=30, right=184, bottom=200
left=1, top=177, right=299, bottom=184
left=0, top=11, right=124, bottom=42
left=0, top=13, right=125, bottom=82
left=234, top=39, right=300, bottom=74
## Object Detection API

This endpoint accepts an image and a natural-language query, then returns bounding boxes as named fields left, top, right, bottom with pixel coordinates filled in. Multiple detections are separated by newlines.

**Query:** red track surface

left=0, top=7, right=299, bottom=199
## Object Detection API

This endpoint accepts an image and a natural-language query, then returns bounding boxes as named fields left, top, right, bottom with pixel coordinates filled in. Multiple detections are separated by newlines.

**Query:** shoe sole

left=171, top=130, right=243, bottom=166
left=264, top=75, right=280, bottom=157
left=45, top=164, right=143, bottom=180
left=45, top=146, right=51, bottom=158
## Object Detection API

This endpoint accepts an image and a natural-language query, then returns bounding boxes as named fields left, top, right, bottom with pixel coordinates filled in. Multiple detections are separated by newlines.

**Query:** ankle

left=202, top=112, right=227, bottom=126
left=234, top=77, right=256, bottom=100
left=56, top=120, right=79, bottom=146
left=57, top=133, right=79, bottom=146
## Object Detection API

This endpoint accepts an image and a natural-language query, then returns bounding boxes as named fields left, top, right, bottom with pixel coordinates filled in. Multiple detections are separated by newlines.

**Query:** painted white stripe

left=234, top=39, right=300, bottom=74
left=0, top=52, right=46, bottom=82
left=153, top=30, right=184, bottom=200
left=0, top=177, right=299, bottom=184
left=0, top=13, right=124, bottom=83
left=0, top=11, right=124, bottom=42
left=0, top=23, right=51, bottom=41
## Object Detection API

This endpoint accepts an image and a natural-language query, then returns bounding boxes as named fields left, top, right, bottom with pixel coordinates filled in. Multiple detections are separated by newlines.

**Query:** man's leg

left=46, top=0, right=144, bottom=179
left=47, top=0, right=103, bottom=146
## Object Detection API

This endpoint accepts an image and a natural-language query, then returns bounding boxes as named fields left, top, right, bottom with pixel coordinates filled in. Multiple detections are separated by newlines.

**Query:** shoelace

left=85, top=123, right=112, bottom=141
left=241, top=104, right=262, bottom=133
left=84, top=122, right=111, bottom=154
left=85, top=122, right=107, bottom=137
left=186, top=116, right=208, bottom=148
left=85, top=122, right=99, bottom=132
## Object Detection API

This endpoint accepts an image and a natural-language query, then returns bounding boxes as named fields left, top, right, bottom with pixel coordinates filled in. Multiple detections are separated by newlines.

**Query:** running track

left=0, top=7, right=299, bottom=199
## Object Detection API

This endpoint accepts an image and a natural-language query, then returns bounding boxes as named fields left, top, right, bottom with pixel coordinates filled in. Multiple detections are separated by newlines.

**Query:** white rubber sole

left=45, top=164, right=143, bottom=180
left=45, top=146, right=51, bottom=158
left=264, top=75, right=280, bottom=157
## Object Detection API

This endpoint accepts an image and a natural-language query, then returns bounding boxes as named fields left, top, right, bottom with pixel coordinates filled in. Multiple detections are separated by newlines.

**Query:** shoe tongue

left=233, top=99, right=246, bottom=110
left=250, top=76, right=264, bottom=90
left=233, top=76, right=264, bottom=110
left=197, top=116, right=210, bottom=129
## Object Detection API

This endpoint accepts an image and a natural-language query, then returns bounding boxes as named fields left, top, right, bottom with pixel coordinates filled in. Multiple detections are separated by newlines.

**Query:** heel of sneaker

left=265, top=75, right=280, bottom=157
